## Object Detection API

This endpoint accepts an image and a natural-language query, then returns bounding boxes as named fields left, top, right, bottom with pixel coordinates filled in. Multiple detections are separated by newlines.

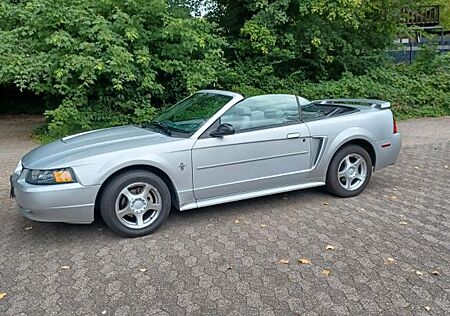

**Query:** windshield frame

left=189, top=90, right=244, bottom=139
left=146, top=90, right=244, bottom=139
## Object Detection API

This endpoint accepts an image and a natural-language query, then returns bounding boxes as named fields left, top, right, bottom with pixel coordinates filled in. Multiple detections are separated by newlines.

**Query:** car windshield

left=146, top=92, right=232, bottom=136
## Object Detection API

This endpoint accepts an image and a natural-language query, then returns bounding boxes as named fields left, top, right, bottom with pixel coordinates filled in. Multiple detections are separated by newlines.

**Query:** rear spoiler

left=312, top=99, right=391, bottom=109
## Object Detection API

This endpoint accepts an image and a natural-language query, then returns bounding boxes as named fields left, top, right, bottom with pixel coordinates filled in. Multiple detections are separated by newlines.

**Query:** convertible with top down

left=10, top=90, right=401, bottom=237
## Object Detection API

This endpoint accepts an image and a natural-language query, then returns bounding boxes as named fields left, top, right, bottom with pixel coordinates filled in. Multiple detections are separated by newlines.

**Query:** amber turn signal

left=53, top=170, right=74, bottom=183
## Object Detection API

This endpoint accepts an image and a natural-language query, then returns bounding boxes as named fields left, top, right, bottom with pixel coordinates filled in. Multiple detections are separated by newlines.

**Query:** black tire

left=100, top=170, right=171, bottom=237
left=325, top=144, right=372, bottom=198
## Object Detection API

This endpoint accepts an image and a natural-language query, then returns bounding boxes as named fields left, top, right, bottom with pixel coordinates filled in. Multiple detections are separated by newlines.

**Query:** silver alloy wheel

left=115, top=182, right=162, bottom=229
left=337, top=153, right=367, bottom=191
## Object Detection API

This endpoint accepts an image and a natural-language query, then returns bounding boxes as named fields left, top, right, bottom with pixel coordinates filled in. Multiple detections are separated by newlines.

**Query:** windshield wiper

left=143, top=121, right=172, bottom=136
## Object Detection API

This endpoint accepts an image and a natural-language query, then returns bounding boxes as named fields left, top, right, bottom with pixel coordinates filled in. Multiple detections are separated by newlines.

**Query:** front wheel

left=325, top=144, right=372, bottom=197
left=100, top=170, right=171, bottom=237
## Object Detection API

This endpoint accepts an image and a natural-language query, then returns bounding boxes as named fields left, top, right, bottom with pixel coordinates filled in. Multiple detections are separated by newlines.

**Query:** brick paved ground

left=0, top=116, right=449, bottom=315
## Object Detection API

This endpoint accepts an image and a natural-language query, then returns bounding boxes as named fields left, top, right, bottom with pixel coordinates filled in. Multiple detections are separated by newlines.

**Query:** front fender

left=97, top=157, right=178, bottom=185
left=72, top=147, right=193, bottom=197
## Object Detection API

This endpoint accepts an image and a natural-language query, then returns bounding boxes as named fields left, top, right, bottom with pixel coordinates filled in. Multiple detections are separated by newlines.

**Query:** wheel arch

left=94, top=164, right=180, bottom=220
left=330, top=138, right=376, bottom=169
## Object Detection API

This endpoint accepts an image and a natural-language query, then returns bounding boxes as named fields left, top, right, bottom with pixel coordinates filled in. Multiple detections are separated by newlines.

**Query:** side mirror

left=210, top=123, right=235, bottom=137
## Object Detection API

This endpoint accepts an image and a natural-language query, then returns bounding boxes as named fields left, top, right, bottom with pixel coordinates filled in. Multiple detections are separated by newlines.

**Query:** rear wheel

left=326, top=144, right=372, bottom=197
left=100, top=170, right=171, bottom=237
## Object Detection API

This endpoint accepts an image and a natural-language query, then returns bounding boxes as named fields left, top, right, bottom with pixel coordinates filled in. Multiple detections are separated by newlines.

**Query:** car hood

left=22, top=125, right=178, bottom=169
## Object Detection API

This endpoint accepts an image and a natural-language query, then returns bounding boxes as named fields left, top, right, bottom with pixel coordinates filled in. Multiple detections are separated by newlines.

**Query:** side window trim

left=199, top=118, right=220, bottom=139
left=296, top=96, right=304, bottom=122
left=200, top=117, right=303, bottom=139
left=221, top=119, right=301, bottom=135
left=200, top=99, right=303, bottom=139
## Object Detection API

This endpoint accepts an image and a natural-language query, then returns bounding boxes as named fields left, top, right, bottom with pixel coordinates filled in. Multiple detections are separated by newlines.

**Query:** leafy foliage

left=210, top=0, right=403, bottom=81
left=0, top=0, right=448, bottom=141
left=0, top=0, right=225, bottom=138
left=230, top=50, right=450, bottom=120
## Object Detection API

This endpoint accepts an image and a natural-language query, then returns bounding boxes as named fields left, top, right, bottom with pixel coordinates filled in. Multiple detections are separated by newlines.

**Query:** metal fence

left=389, top=37, right=450, bottom=64
left=401, top=5, right=440, bottom=26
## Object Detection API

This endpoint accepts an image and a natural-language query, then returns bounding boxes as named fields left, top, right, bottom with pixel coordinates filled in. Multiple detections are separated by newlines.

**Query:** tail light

left=393, top=117, right=398, bottom=134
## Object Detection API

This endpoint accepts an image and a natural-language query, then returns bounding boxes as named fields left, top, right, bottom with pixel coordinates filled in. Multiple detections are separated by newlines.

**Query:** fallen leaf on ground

left=279, top=259, right=289, bottom=264
left=399, top=221, right=408, bottom=225
left=260, top=224, right=267, bottom=228
left=431, top=270, right=439, bottom=275
left=424, top=306, right=431, bottom=311
left=321, top=269, right=331, bottom=276
left=0, top=292, right=6, bottom=300
left=61, top=266, right=70, bottom=270
left=323, top=202, right=330, bottom=206
left=298, top=258, right=311, bottom=265
left=139, top=268, right=147, bottom=272
left=325, top=245, right=335, bottom=250
left=24, top=226, right=32, bottom=231
left=384, top=257, right=396, bottom=265
left=416, top=270, right=423, bottom=276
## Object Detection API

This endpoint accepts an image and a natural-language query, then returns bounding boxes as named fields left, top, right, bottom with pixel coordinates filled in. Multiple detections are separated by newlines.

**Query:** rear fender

left=308, top=127, right=376, bottom=181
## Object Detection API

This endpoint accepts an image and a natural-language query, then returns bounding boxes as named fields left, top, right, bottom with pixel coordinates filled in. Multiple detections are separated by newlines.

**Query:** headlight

left=26, top=168, right=77, bottom=185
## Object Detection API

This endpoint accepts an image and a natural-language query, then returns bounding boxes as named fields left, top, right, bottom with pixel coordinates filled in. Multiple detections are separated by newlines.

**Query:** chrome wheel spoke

left=338, top=158, right=349, bottom=176
left=344, top=157, right=351, bottom=168
left=135, top=213, right=145, bottom=228
left=121, top=188, right=135, bottom=201
left=116, top=205, right=132, bottom=217
left=346, top=177, right=352, bottom=190
left=355, top=168, right=365, bottom=181
left=147, top=202, right=161, bottom=212
left=353, top=157, right=362, bottom=168
left=138, top=183, right=151, bottom=198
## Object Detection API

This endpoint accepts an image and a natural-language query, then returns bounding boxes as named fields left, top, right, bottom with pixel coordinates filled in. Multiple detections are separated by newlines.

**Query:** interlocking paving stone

left=0, top=115, right=449, bottom=315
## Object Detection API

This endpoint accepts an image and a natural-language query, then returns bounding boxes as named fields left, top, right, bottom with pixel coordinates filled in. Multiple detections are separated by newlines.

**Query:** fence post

left=409, top=41, right=413, bottom=65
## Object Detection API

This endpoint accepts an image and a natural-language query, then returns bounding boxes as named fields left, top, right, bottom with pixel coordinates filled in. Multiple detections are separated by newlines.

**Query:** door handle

left=287, top=132, right=300, bottom=139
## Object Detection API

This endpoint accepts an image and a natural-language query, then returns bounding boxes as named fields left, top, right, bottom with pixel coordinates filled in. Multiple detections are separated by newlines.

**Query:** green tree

left=208, top=0, right=404, bottom=83
left=0, top=0, right=226, bottom=138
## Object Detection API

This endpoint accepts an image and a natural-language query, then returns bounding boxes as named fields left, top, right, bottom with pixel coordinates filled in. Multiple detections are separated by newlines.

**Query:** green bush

left=1, top=1, right=448, bottom=142
left=0, top=0, right=225, bottom=139
left=210, top=0, right=401, bottom=81
left=228, top=51, right=450, bottom=120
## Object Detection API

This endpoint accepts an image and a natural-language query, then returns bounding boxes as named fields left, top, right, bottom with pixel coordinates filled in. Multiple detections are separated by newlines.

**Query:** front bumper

left=11, top=171, right=100, bottom=224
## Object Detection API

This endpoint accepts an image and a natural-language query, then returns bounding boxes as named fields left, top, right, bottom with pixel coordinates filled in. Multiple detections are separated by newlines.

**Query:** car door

left=192, top=95, right=311, bottom=200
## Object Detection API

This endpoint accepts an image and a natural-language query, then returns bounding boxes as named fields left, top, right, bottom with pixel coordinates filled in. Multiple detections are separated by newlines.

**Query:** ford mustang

left=10, top=90, right=401, bottom=237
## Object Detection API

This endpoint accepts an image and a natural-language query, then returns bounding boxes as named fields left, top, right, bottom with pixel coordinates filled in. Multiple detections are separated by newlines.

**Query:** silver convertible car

left=10, top=90, right=401, bottom=237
